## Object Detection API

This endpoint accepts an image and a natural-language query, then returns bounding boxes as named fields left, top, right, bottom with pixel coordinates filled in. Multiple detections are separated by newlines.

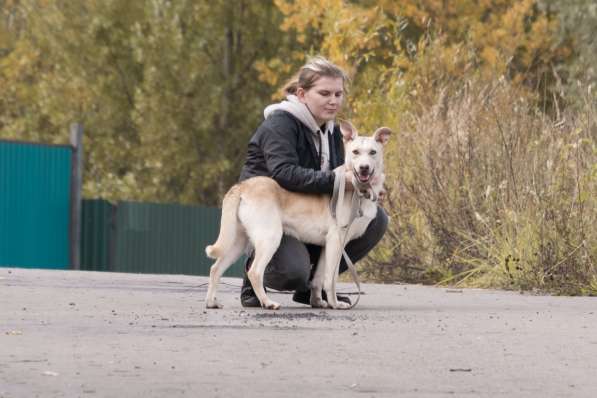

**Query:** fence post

left=70, top=123, right=84, bottom=270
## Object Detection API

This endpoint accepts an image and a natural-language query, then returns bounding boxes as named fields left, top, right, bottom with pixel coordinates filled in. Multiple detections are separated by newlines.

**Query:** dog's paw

left=310, top=297, right=328, bottom=308
left=262, top=301, right=281, bottom=310
left=330, top=301, right=351, bottom=310
left=206, top=299, right=223, bottom=309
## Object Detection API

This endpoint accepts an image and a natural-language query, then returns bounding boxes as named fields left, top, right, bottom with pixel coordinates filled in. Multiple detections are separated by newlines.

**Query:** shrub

left=361, top=79, right=596, bottom=295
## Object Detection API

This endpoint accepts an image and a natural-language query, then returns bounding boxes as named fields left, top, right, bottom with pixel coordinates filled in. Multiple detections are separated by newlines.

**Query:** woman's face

left=297, top=76, right=344, bottom=126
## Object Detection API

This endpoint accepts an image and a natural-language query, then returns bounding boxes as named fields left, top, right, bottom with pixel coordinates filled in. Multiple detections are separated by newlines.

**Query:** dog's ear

left=373, top=127, right=392, bottom=145
left=339, top=120, right=358, bottom=142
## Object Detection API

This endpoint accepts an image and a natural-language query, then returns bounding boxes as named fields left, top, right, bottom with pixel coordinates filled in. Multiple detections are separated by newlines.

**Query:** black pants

left=253, top=206, right=388, bottom=292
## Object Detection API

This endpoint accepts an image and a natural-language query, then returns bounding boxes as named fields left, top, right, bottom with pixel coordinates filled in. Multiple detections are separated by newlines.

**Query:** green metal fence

left=81, top=199, right=114, bottom=272
left=0, top=140, right=72, bottom=269
left=1, top=134, right=240, bottom=277
left=80, top=199, right=245, bottom=278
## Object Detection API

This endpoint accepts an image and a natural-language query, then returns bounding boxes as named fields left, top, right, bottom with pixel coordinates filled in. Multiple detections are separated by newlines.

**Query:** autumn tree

left=0, top=0, right=290, bottom=205
left=541, top=0, right=597, bottom=105
left=264, top=0, right=571, bottom=113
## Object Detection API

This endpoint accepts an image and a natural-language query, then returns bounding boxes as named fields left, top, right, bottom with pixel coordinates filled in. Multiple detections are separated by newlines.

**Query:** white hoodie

left=263, top=95, right=335, bottom=171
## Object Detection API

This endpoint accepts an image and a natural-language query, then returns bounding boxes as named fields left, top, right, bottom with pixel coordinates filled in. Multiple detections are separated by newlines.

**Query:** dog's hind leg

left=246, top=236, right=282, bottom=310
left=240, top=201, right=283, bottom=310
left=205, top=233, right=247, bottom=309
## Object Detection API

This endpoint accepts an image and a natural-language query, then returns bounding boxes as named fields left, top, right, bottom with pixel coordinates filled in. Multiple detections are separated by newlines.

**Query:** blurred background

left=1, top=0, right=595, bottom=293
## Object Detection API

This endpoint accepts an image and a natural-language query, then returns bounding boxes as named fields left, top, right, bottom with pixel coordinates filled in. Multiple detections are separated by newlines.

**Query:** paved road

left=1, top=267, right=596, bottom=397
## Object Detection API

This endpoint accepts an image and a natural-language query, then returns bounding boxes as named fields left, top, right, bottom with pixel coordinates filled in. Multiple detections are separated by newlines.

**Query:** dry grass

left=361, top=79, right=596, bottom=295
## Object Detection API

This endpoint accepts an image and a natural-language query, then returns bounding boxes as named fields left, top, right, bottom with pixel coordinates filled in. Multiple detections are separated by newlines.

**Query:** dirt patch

left=252, top=311, right=363, bottom=322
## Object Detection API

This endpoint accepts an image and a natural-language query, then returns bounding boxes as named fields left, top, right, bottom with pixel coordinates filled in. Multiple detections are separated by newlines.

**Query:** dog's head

left=339, top=120, right=391, bottom=191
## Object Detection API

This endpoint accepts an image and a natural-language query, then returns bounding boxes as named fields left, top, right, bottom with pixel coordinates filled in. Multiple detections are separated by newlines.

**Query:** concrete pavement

left=1, top=267, right=596, bottom=397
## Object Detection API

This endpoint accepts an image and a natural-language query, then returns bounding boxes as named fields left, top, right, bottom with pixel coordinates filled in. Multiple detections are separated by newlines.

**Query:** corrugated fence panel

left=81, top=199, right=114, bottom=272
left=0, top=141, right=71, bottom=269
left=111, top=201, right=244, bottom=277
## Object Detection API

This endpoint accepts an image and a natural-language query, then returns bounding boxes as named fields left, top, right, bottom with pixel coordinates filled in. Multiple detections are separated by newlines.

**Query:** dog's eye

left=369, top=150, right=377, bottom=155
left=352, top=149, right=359, bottom=155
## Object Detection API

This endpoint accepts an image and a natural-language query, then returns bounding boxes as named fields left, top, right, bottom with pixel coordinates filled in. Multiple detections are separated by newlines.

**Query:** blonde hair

left=282, top=56, right=349, bottom=96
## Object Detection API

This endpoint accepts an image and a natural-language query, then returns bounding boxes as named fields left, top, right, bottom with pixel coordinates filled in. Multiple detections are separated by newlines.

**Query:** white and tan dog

left=205, top=121, right=391, bottom=310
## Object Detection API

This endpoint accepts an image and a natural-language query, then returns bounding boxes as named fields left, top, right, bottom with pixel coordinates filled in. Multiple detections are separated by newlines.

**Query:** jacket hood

left=263, top=95, right=334, bottom=135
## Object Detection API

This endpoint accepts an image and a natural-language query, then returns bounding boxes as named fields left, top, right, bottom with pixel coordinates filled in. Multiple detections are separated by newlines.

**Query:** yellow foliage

left=268, top=0, right=565, bottom=109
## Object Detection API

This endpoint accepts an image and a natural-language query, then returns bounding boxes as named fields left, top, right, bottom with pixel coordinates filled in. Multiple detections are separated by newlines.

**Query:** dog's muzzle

left=353, top=166, right=374, bottom=185
left=352, top=167, right=377, bottom=201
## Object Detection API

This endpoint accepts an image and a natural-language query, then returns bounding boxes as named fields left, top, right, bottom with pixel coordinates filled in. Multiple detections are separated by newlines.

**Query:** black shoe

left=292, top=289, right=351, bottom=306
left=240, top=273, right=261, bottom=308
left=240, top=253, right=261, bottom=308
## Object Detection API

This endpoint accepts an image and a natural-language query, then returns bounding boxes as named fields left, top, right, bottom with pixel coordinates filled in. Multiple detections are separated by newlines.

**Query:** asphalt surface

left=1, top=267, right=596, bottom=398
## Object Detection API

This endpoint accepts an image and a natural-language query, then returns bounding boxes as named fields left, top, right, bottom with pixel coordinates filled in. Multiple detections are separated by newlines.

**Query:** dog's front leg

left=309, top=249, right=328, bottom=308
left=324, top=229, right=350, bottom=310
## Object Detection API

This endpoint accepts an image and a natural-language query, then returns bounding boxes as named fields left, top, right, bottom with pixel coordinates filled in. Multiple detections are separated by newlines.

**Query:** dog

left=205, top=121, right=391, bottom=310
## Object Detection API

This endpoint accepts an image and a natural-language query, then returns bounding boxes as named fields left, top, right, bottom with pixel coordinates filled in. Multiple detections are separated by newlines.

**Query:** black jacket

left=239, top=111, right=345, bottom=194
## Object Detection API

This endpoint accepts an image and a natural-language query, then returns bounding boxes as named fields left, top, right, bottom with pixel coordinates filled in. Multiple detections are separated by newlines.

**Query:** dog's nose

left=359, top=165, right=370, bottom=174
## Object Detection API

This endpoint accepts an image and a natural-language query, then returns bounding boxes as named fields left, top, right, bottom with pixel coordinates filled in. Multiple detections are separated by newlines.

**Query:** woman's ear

left=296, top=87, right=306, bottom=102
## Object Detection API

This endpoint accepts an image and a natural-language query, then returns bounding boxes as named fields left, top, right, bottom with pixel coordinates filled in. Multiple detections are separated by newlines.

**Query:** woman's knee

left=340, top=206, right=388, bottom=271
left=369, top=206, right=388, bottom=243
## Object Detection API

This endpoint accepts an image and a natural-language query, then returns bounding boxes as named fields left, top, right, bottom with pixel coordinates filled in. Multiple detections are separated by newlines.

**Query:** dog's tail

left=205, top=185, right=242, bottom=259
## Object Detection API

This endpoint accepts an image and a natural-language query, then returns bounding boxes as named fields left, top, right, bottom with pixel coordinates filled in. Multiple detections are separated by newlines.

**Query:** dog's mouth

left=354, top=168, right=374, bottom=184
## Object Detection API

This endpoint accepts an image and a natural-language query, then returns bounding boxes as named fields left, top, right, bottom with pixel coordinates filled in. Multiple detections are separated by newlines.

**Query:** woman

left=238, top=56, right=387, bottom=307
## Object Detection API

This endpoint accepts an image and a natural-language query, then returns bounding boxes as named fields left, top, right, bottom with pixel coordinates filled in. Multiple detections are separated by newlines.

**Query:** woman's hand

left=377, top=188, right=386, bottom=204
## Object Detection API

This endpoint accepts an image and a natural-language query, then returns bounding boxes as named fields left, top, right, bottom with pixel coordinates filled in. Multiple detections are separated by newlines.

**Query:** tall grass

left=361, top=79, right=596, bottom=295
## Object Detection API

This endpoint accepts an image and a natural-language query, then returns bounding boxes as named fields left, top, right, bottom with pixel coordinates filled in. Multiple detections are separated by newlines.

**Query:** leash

left=330, top=167, right=363, bottom=309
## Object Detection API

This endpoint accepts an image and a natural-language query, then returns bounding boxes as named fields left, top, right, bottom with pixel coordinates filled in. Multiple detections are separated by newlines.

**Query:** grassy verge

left=360, top=80, right=596, bottom=295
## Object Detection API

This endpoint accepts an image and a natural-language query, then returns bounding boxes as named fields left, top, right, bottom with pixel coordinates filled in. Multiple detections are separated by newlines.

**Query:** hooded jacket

left=239, top=96, right=345, bottom=194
